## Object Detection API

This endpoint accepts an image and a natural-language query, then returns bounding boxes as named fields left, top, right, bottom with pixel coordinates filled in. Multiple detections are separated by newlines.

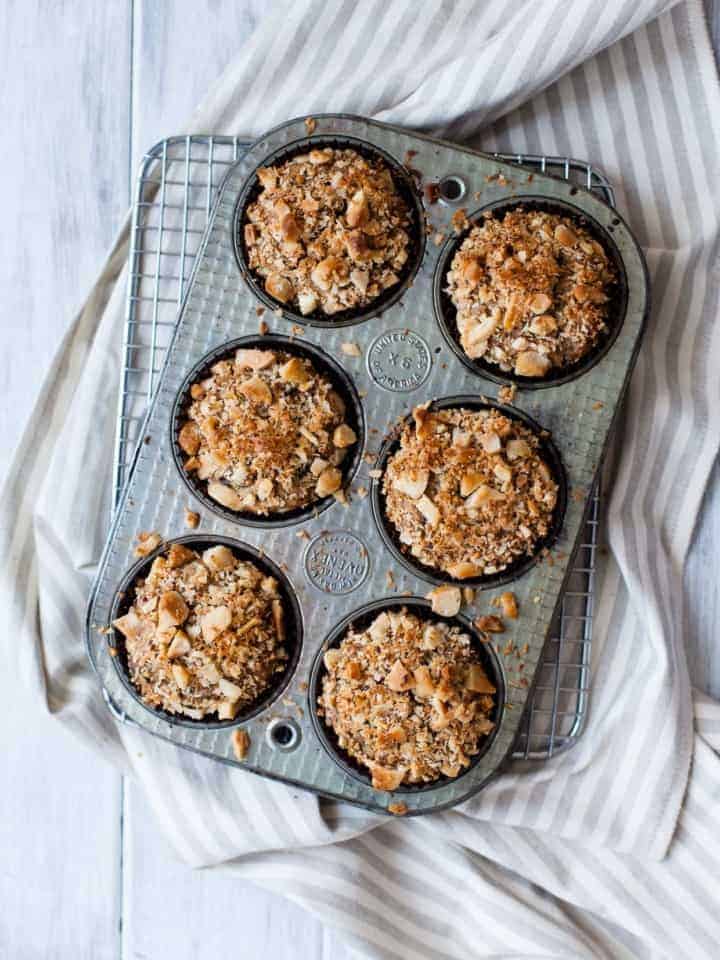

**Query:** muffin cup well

left=308, top=597, right=505, bottom=794
left=371, top=396, right=567, bottom=589
left=233, top=135, right=426, bottom=328
left=433, top=196, right=629, bottom=389
left=109, top=535, right=303, bottom=729
left=171, top=334, right=365, bottom=528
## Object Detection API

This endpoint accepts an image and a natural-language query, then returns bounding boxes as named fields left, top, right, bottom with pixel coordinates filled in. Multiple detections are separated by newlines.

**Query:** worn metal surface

left=87, top=115, right=648, bottom=814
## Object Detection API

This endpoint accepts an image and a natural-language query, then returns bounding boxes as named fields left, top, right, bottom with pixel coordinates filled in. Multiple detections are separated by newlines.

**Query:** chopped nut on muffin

left=243, top=148, right=414, bottom=316
left=318, top=608, right=496, bottom=788
left=178, top=348, right=357, bottom=515
left=446, top=208, right=617, bottom=376
left=382, top=406, right=558, bottom=577
left=112, top=543, right=288, bottom=719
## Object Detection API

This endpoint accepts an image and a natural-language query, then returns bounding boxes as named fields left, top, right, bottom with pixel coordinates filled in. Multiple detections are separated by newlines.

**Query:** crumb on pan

left=446, top=208, right=617, bottom=376
left=243, top=147, right=413, bottom=317
left=318, top=608, right=497, bottom=788
left=112, top=543, right=288, bottom=720
left=382, top=405, right=558, bottom=578
left=178, top=348, right=357, bottom=515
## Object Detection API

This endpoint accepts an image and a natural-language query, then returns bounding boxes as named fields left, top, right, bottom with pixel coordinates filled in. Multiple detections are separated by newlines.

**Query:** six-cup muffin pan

left=85, top=114, right=649, bottom=815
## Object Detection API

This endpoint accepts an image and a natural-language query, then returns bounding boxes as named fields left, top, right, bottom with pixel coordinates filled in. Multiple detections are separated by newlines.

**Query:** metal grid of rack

left=115, top=134, right=608, bottom=760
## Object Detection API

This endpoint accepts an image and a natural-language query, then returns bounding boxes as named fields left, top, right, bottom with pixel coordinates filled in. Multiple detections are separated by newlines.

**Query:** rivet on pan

left=438, top=175, right=467, bottom=204
left=266, top=718, right=301, bottom=752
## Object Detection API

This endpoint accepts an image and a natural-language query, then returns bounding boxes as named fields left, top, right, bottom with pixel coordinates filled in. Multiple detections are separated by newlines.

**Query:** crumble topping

left=382, top=406, right=558, bottom=578
left=318, top=608, right=496, bottom=788
left=178, top=348, right=357, bottom=515
left=112, top=543, right=288, bottom=720
left=446, top=208, right=617, bottom=376
left=243, top=147, right=414, bottom=316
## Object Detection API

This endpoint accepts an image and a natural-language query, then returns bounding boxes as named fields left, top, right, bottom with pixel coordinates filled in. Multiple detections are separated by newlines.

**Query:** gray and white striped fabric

left=3, top=0, right=720, bottom=955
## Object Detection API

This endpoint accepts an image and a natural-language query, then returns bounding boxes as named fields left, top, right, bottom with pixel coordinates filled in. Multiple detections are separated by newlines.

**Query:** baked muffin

left=318, top=607, right=496, bottom=788
left=243, top=147, right=413, bottom=316
left=112, top=543, right=288, bottom=720
left=382, top=405, right=558, bottom=578
left=446, top=208, right=617, bottom=376
left=178, top=348, right=357, bottom=515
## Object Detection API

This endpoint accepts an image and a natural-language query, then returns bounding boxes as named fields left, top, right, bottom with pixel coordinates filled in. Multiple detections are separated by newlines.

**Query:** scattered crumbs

left=231, top=729, right=250, bottom=761
left=572, top=488, right=586, bottom=503
left=475, top=614, right=505, bottom=634
left=485, top=173, right=498, bottom=183
left=356, top=485, right=368, bottom=499
left=369, top=427, right=379, bottom=435
left=108, top=646, right=118, bottom=657
left=403, top=149, right=418, bottom=166
left=593, top=401, right=604, bottom=410
left=298, top=681, right=308, bottom=692
left=451, top=207, right=469, bottom=233
left=518, top=663, right=525, bottom=672
left=502, top=641, right=514, bottom=657
left=282, top=697, right=294, bottom=707
left=280, top=562, right=289, bottom=572
left=304, top=116, right=316, bottom=135
left=143, top=435, right=151, bottom=445
left=498, top=384, right=517, bottom=405
left=364, top=452, right=376, bottom=465
left=334, top=488, right=350, bottom=507
left=519, top=677, right=529, bottom=687
left=184, top=507, right=200, bottom=529
left=400, top=590, right=412, bottom=597
left=134, top=531, right=162, bottom=557
left=473, top=190, right=482, bottom=201
left=433, top=232, right=445, bottom=246
left=388, top=802, right=408, bottom=816
left=527, top=173, right=534, bottom=182
left=424, top=182, right=439, bottom=205
left=256, top=306, right=266, bottom=317
left=273, top=307, right=283, bottom=318
left=296, top=529, right=311, bottom=541
left=497, top=174, right=509, bottom=187
left=533, top=595, right=541, bottom=604
left=368, top=468, right=382, bottom=479
left=290, top=324, right=305, bottom=336
left=259, top=319, right=269, bottom=335
left=505, top=702, right=514, bottom=710
left=386, top=569, right=396, bottom=590
left=341, top=341, right=362, bottom=358
left=358, top=389, right=368, bottom=398
left=462, top=586, right=475, bottom=605
left=521, top=643, right=529, bottom=655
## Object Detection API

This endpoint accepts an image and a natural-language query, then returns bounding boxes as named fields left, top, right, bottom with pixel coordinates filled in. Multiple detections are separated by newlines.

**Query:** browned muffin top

left=112, top=543, right=287, bottom=720
left=318, top=608, right=496, bottom=789
left=244, top=147, right=413, bottom=317
left=446, top=208, right=617, bottom=376
left=178, top=348, right=357, bottom=515
left=383, top=405, right=558, bottom=578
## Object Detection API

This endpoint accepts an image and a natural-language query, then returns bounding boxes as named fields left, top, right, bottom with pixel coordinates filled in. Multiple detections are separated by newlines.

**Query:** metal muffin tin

left=86, top=114, right=649, bottom=815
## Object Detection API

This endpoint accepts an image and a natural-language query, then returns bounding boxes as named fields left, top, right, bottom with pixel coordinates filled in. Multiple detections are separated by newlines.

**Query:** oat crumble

left=178, top=348, right=357, bottom=515
left=446, top=208, right=617, bottom=376
left=113, top=543, right=288, bottom=720
left=382, top=406, right=558, bottom=578
left=243, top=147, right=414, bottom=317
left=318, top=608, right=496, bottom=788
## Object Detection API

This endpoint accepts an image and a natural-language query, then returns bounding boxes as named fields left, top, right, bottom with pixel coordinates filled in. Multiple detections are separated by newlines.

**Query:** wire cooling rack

left=115, top=134, right=608, bottom=761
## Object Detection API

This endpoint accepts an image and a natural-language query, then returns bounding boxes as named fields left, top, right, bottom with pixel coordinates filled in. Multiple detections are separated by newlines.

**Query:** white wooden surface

left=0, top=2, right=718, bottom=958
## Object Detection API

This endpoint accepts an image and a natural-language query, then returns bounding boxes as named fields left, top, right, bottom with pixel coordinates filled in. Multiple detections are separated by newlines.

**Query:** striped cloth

left=3, top=0, right=720, bottom=955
